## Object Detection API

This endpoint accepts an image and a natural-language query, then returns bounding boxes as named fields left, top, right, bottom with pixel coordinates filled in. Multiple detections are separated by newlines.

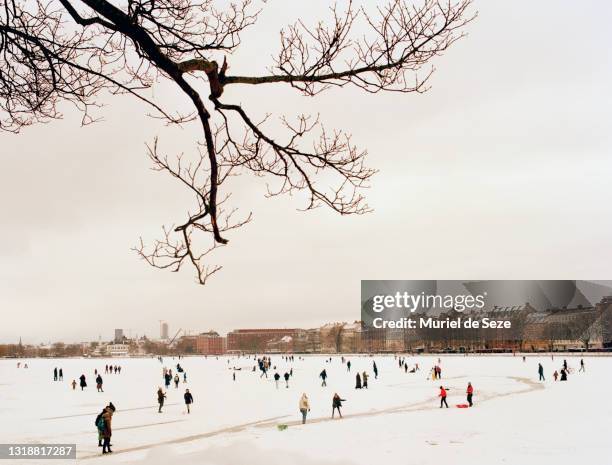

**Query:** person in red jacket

left=466, top=382, right=474, bottom=407
left=439, top=386, right=449, bottom=408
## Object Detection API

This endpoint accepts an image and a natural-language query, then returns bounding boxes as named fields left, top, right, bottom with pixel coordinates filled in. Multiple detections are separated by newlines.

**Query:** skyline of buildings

left=3, top=296, right=611, bottom=358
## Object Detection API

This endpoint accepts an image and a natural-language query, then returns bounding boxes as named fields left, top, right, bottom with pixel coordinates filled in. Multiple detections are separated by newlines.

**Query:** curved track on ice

left=77, top=376, right=544, bottom=460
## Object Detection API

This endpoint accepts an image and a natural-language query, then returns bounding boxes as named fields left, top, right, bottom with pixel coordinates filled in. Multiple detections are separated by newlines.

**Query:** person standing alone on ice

left=439, top=386, right=449, bottom=408
left=538, top=363, right=545, bottom=381
left=347, top=361, right=351, bottom=372
left=579, top=359, right=585, bottom=372
left=320, top=369, right=328, bottom=387
left=332, top=393, right=346, bottom=419
left=184, top=389, right=194, bottom=414
left=96, top=374, right=104, bottom=392
left=299, top=393, right=310, bottom=424
left=157, top=387, right=166, bottom=413
left=274, top=372, right=280, bottom=389
left=79, top=374, right=87, bottom=390
left=284, top=372, right=290, bottom=388
left=373, top=361, right=378, bottom=379
left=466, top=382, right=474, bottom=407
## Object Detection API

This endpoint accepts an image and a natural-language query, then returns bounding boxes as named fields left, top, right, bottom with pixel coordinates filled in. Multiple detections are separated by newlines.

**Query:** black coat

left=184, top=392, right=194, bottom=404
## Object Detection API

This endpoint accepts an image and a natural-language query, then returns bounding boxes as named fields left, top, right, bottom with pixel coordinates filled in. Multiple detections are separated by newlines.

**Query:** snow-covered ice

left=1, top=354, right=609, bottom=465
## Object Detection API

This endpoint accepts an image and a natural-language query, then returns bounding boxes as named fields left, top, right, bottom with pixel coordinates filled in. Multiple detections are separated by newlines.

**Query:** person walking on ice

left=157, top=387, right=166, bottom=413
left=373, top=361, right=378, bottom=379
left=184, top=389, right=194, bottom=414
left=274, top=372, right=280, bottom=389
left=466, top=382, right=474, bottom=407
left=347, top=360, right=351, bottom=372
left=174, top=374, right=180, bottom=388
left=355, top=372, right=362, bottom=389
left=439, top=386, right=449, bottom=408
left=320, top=369, right=328, bottom=387
left=284, top=372, right=290, bottom=388
left=362, top=371, right=369, bottom=389
left=96, top=374, right=104, bottom=392
left=579, top=359, right=585, bottom=372
left=79, top=374, right=87, bottom=390
left=71, top=379, right=77, bottom=390
left=299, top=393, right=310, bottom=424
left=538, top=363, right=545, bottom=381
left=332, top=393, right=346, bottom=418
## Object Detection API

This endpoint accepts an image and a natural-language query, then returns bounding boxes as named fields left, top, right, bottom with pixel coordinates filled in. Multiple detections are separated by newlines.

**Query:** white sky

left=1, top=0, right=611, bottom=343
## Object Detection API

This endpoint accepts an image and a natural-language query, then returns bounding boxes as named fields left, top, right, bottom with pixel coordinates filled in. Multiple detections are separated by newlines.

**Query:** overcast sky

left=1, top=0, right=611, bottom=344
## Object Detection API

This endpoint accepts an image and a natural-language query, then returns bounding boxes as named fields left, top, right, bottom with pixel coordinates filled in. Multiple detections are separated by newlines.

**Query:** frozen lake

left=0, top=354, right=609, bottom=464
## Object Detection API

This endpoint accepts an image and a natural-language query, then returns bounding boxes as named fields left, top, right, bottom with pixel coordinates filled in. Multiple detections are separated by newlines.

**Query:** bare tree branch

left=1, top=0, right=474, bottom=284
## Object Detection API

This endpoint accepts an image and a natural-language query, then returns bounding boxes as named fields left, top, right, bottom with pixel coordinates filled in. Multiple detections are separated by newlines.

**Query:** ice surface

left=0, top=354, right=609, bottom=464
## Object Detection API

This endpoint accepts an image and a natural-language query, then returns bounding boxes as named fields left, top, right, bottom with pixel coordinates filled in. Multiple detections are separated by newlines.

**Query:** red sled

left=456, top=404, right=469, bottom=408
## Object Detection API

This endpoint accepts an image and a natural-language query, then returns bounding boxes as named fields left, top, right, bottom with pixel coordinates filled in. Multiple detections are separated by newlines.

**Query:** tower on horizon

left=161, top=322, right=169, bottom=340
left=114, top=328, right=124, bottom=343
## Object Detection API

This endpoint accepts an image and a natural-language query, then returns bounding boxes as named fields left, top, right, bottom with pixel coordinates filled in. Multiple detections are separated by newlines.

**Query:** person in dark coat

left=274, top=372, right=280, bottom=389
left=362, top=371, right=368, bottom=389
left=53, top=367, right=58, bottom=381
left=184, top=389, right=194, bottom=413
left=320, top=369, right=328, bottom=387
left=101, top=407, right=113, bottom=453
left=373, top=361, right=378, bottom=379
left=95, top=408, right=106, bottom=447
left=284, top=372, right=290, bottom=388
left=355, top=372, right=362, bottom=389
left=538, top=363, right=545, bottom=381
left=96, top=374, right=104, bottom=392
left=332, top=393, right=346, bottom=418
left=157, top=388, right=166, bottom=413
left=79, top=374, right=87, bottom=390
left=560, top=368, right=568, bottom=381
left=59, top=368, right=63, bottom=381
